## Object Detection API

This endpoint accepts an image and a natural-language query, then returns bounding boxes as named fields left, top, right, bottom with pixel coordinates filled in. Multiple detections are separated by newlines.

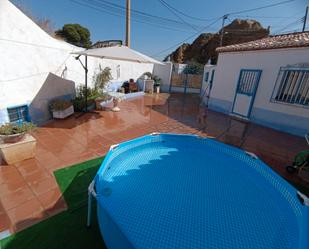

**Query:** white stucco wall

left=209, top=47, right=309, bottom=136
left=173, top=63, right=187, bottom=74
left=0, top=0, right=154, bottom=124
left=201, top=65, right=216, bottom=100
left=153, top=62, right=172, bottom=92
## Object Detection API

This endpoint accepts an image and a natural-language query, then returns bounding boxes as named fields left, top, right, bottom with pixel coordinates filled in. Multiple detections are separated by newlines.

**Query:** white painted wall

left=201, top=65, right=216, bottom=100
left=173, top=63, right=187, bottom=74
left=209, top=47, right=309, bottom=136
left=153, top=62, right=172, bottom=92
left=0, top=0, right=154, bottom=124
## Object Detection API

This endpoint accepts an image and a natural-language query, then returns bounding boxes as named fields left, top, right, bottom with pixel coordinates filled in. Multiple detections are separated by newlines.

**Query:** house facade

left=0, top=0, right=155, bottom=125
left=206, top=32, right=309, bottom=137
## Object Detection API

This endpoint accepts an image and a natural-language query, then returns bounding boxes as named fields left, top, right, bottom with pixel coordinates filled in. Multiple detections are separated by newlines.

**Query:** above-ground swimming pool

left=89, top=133, right=309, bottom=249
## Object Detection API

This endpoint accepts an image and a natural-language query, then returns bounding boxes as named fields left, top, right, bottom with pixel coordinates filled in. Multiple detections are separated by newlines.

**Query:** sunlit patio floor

left=0, top=93, right=308, bottom=235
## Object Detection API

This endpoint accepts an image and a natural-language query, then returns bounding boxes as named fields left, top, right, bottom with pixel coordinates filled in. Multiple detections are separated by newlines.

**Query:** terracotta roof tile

left=216, top=32, right=309, bottom=53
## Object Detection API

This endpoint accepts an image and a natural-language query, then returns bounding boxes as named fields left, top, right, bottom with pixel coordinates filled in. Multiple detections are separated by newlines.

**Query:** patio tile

left=35, top=151, right=63, bottom=170
left=37, top=188, right=67, bottom=216
left=28, top=176, right=58, bottom=196
left=0, top=166, right=23, bottom=185
left=7, top=198, right=45, bottom=232
left=0, top=202, right=11, bottom=232
left=1, top=186, right=34, bottom=211
left=0, top=179, right=27, bottom=197
left=0, top=93, right=308, bottom=235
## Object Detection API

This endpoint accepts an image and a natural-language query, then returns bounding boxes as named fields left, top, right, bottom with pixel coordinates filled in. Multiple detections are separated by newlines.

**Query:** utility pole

left=302, top=6, right=308, bottom=32
left=220, top=14, right=228, bottom=47
left=126, top=0, right=131, bottom=47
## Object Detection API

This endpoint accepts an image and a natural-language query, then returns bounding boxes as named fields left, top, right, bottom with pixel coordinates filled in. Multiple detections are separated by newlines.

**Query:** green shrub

left=183, top=63, right=204, bottom=75
left=73, top=86, right=100, bottom=112
left=55, top=24, right=92, bottom=48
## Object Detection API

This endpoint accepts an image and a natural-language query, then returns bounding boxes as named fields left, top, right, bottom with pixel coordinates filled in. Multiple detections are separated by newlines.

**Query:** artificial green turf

left=0, top=157, right=107, bottom=249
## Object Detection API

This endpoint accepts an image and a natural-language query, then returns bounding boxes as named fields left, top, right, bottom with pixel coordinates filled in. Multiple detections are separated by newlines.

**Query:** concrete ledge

left=208, top=98, right=232, bottom=114
left=251, top=107, right=309, bottom=137
left=0, top=134, right=36, bottom=164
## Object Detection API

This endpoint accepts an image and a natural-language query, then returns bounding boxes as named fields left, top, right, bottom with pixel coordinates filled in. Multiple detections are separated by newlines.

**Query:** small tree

left=94, top=67, right=112, bottom=91
left=56, top=24, right=92, bottom=48
left=183, top=62, right=204, bottom=75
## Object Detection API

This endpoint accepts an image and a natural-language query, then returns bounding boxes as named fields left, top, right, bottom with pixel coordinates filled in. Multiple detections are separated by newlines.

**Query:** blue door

left=232, top=69, right=262, bottom=118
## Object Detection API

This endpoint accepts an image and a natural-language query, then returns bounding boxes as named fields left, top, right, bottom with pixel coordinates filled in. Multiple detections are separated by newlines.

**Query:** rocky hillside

left=165, top=19, right=269, bottom=64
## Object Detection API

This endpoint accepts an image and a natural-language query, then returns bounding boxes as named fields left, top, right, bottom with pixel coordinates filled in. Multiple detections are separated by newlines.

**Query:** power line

left=69, top=0, right=198, bottom=33
left=86, top=0, right=204, bottom=30
left=234, top=15, right=297, bottom=19
left=151, top=17, right=222, bottom=58
left=151, top=0, right=296, bottom=58
left=155, top=0, right=215, bottom=22
left=227, top=0, right=295, bottom=15
left=302, top=6, right=308, bottom=32
left=273, top=17, right=303, bottom=34
left=156, top=0, right=200, bottom=31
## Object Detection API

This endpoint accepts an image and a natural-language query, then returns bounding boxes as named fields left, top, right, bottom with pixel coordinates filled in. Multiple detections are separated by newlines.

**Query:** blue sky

left=12, top=0, right=308, bottom=59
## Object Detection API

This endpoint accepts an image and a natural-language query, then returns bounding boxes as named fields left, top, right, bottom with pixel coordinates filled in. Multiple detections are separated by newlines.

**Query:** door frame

left=231, top=69, right=262, bottom=119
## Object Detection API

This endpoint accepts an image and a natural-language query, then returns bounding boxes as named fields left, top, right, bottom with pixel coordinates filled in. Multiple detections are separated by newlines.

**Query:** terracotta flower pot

left=0, top=132, right=25, bottom=144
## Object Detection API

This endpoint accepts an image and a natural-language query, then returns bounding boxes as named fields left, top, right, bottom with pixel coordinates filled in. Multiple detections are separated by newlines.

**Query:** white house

left=200, top=64, right=216, bottom=104
left=0, top=0, right=167, bottom=125
left=205, top=32, right=309, bottom=137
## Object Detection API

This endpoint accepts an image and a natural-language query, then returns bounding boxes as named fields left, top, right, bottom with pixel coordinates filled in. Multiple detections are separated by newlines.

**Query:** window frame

left=7, top=104, right=30, bottom=124
left=270, top=67, right=309, bottom=108
left=236, top=69, right=262, bottom=97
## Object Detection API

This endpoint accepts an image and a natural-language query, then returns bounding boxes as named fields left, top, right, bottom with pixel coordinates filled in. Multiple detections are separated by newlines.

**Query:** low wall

left=153, top=62, right=172, bottom=92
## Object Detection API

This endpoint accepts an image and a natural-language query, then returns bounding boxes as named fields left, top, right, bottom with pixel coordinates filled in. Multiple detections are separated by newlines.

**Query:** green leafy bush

left=0, top=122, right=36, bottom=135
left=73, top=86, right=100, bottom=112
left=183, top=62, right=204, bottom=75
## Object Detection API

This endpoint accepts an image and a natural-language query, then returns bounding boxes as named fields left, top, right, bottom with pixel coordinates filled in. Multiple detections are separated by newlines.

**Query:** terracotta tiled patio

left=0, top=93, right=308, bottom=236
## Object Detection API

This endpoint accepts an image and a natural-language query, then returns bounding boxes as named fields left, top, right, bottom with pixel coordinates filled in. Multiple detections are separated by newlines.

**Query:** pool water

left=94, top=134, right=309, bottom=249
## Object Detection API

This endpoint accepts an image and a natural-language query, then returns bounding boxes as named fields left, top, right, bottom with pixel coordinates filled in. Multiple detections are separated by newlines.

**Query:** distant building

left=203, top=32, right=309, bottom=136
left=91, top=40, right=123, bottom=49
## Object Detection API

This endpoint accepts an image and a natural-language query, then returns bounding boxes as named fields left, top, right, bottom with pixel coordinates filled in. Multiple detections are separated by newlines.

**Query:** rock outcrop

left=165, top=19, right=269, bottom=64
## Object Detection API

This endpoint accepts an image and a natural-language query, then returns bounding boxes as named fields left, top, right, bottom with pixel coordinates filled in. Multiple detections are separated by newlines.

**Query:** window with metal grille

left=7, top=105, right=29, bottom=123
left=237, top=70, right=262, bottom=95
left=271, top=67, right=309, bottom=106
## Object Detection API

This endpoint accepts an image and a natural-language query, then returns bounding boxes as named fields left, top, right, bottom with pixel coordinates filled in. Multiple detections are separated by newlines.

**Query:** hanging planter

left=50, top=99, right=74, bottom=119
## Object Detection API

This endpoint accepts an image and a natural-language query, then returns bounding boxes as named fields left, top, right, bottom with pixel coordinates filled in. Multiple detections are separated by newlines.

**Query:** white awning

left=72, top=45, right=164, bottom=65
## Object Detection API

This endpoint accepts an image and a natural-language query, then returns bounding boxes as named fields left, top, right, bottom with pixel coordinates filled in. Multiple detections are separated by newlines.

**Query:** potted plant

left=49, top=99, right=74, bottom=119
left=0, top=122, right=37, bottom=164
left=153, top=75, right=162, bottom=94
left=0, top=122, right=36, bottom=143
left=93, top=67, right=113, bottom=110
left=73, top=86, right=99, bottom=112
